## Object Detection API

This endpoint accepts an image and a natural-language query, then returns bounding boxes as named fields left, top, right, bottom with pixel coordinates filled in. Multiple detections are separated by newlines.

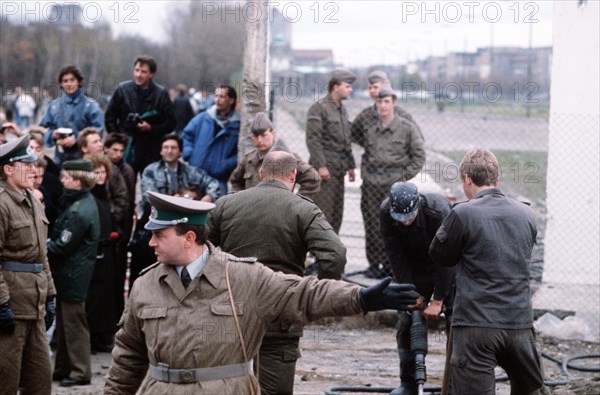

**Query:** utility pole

left=526, top=22, right=533, bottom=118
left=239, top=0, right=268, bottom=157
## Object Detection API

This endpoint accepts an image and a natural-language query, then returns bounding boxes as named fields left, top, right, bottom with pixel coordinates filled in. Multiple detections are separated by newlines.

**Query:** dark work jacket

left=40, top=170, right=63, bottom=230
left=380, top=193, right=454, bottom=300
left=430, top=188, right=537, bottom=329
left=105, top=80, right=176, bottom=172
left=48, top=189, right=100, bottom=302
left=173, top=94, right=194, bottom=132
left=207, top=180, right=346, bottom=280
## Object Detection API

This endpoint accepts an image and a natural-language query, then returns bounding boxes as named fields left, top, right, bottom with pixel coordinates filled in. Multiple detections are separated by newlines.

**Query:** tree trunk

left=239, top=0, right=268, bottom=157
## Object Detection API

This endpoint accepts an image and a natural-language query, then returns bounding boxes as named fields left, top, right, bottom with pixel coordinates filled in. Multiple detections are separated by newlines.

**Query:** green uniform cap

left=331, top=69, right=356, bottom=84
left=63, top=159, right=93, bottom=172
left=377, top=85, right=397, bottom=100
left=0, top=135, right=37, bottom=166
left=368, top=70, right=388, bottom=84
left=145, top=191, right=216, bottom=230
left=251, top=112, right=273, bottom=135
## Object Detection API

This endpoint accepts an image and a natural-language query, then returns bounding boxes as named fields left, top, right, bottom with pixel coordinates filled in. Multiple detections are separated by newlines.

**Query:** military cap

left=251, top=112, right=273, bottom=135
left=145, top=191, right=216, bottom=231
left=63, top=159, right=93, bottom=172
left=331, top=69, right=356, bottom=84
left=368, top=70, right=388, bottom=84
left=0, top=134, right=37, bottom=166
left=377, top=85, right=397, bottom=100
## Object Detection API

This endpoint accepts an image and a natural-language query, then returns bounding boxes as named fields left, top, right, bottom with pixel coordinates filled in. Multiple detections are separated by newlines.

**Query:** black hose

left=542, top=351, right=600, bottom=377
left=324, top=386, right=442, bottom=395
left=562, top=354, right=600, bottom=376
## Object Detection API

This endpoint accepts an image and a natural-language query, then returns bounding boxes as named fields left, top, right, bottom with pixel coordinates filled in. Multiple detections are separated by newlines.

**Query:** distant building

left=269, top=9, right=336, bottom=97
left=415, top=46, right=552, bottom=101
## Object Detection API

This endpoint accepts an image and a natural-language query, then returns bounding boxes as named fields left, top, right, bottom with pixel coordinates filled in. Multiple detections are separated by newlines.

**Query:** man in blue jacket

left=182, top=85, right=240, bottom=194
left=40, top=65, right=104, bottom=167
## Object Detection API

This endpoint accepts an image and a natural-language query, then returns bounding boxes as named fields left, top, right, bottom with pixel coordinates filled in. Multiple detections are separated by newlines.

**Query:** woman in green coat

left=47, top=160, right=100, bottom=387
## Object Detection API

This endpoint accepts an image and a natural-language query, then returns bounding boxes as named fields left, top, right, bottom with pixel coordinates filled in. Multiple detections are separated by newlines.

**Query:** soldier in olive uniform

left=48, top=159, right=100, bottom=387
left=209, top=151, right=346, bottom=394
left=356, top=86, right=426, bottom=278
left=351, top=70, right=423, bottom=145
left=105, top=191, right=419, bottom=395
left=229, top=112, right=320, bottom=199
left=306, top=70, right=357, bottom=234
left=0, top=135, right=56, bottom=395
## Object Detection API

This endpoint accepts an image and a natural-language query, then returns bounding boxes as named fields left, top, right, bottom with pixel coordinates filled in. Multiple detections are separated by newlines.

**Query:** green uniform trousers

left=312, top=175, right=345, bottom=234
left=361, top=182, right=392, bottom=273
left=53, top=301, right=91, bottom=381
left=256, top=336, right=301, bottom=395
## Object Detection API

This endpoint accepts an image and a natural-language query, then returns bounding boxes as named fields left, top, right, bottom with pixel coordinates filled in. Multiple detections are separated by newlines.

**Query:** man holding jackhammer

left=380, top=182, right=455, bottom=395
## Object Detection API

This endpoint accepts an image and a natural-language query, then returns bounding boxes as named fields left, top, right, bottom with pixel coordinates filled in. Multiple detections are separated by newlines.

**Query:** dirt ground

left=50, top=313, right=599, bottom=395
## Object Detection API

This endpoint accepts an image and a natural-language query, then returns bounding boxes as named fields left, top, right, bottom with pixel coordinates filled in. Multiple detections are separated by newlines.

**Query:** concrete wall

left=543, top=1, right=599, bottom=284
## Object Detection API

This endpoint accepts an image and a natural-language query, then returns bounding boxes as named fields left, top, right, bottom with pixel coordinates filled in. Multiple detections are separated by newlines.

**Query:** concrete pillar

left=543, top=1, right=599, bottom=285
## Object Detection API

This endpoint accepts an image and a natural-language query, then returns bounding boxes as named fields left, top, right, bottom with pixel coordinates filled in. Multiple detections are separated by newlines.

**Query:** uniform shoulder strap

left=228, top=256, right=257, bottom=264
left=139, top=262, right=160, bottom=277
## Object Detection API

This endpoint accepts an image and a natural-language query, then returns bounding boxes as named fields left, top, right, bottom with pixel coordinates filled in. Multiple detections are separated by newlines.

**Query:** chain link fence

left=268, top=90, right=599, bottom=341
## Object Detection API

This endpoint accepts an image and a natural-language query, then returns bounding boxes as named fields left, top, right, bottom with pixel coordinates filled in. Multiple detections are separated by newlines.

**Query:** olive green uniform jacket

left=229, top=138, right=321, bottom=199
left=0, top=180, right=55, bottom=318
left=104, top=244, right=363, bottom=395
left=359, top=114, right=425, bottom=185
left=208, top=180, right=346, bottom=279
left=306, top=96, right=355, bottom=177
left=351, top=104, right=425, bottom=145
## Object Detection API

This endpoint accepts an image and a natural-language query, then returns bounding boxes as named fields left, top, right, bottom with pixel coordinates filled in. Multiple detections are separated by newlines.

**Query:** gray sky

left=27, top=1, right=554, bottom=67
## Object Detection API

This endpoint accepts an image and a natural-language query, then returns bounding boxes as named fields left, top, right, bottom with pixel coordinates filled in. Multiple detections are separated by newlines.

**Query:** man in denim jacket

left=40, top=65, right=104, bottom=166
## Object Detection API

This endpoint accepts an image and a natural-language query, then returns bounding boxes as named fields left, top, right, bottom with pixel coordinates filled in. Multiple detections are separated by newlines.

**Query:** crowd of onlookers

left=0, top=55, right=245, bottom=386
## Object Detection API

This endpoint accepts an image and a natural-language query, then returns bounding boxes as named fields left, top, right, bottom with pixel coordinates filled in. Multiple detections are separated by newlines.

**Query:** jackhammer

left=410, top=310, right=428, bottom=395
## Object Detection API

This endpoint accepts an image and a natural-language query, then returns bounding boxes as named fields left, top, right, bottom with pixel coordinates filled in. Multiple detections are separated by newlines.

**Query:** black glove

left=45, top=295, right=57, bottom=330
left=0, top=301, right=16, bottom=335
left=359, top=277, right=419, bottom=312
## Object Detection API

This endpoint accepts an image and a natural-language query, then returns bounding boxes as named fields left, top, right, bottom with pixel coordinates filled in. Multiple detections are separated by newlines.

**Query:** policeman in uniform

left=48, top=159, right=100, bottom=387
left=229, top=112, right=320, bottom=199
left=105, top=191, right=420, bottom=395
left=380, top=182, right=455, bottom=395
left=358, top=86, right=426, bottom=278
left=209, top=150, right=346, bottom=395
left=0, top=135, right=56, bottom=395
left=306, top=69, right=357, bottom=234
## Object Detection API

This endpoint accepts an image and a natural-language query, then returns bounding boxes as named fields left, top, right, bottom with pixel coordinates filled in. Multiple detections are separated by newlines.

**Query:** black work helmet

left=389, top=182, right=420, bottom=222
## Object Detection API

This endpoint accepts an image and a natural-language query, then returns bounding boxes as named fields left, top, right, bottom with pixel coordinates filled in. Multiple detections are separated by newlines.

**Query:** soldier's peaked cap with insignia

left=145, top=191, right=216, bottom=231
left=0, top=135, right=37, bottom=166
